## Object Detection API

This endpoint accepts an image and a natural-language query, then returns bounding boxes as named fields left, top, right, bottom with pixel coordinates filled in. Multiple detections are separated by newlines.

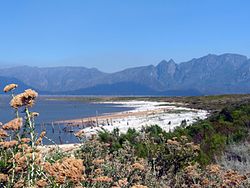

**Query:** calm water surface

left=0, top=95, right=133, bottom=144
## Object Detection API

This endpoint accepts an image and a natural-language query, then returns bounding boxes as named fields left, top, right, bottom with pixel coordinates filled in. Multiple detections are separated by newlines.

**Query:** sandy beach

left=56, top=101, right=208, bottom=136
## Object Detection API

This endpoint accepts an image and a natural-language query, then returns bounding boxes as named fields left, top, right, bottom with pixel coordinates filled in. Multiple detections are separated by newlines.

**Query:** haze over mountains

left=1, top=53, right=250, bottom=96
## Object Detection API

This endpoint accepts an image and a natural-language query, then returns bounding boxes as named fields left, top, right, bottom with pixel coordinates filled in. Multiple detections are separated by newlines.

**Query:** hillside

left=0, top=53, right=250, bottom=95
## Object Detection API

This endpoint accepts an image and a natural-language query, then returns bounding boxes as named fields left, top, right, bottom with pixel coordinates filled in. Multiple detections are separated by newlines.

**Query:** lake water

left=0, top=95, right=133, bottom=144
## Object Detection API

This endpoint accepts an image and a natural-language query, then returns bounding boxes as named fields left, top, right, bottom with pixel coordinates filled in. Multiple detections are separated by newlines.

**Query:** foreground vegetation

left=0, top=85, right=250, bottom=187
left=98, top=103, right=250, bottom=164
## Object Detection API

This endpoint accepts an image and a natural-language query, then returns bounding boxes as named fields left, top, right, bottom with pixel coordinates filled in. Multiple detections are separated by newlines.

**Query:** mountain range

left=0, top=53, right=250, bottom=96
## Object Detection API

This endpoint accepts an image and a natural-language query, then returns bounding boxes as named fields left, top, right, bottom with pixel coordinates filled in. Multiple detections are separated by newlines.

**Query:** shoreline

left=56, top=100, right=208, bottom=136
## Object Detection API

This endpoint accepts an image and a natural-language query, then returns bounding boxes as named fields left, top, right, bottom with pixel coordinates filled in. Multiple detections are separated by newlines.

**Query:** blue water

left=0, top=95, right=133, bottom=144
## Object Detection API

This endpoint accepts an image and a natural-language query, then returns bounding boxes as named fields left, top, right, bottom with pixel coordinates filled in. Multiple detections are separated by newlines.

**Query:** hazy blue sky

left=0, top=0, right=249, bottom=72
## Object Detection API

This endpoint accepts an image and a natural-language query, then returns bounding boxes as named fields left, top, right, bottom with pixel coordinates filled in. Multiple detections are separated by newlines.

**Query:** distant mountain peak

left=168, top=59, right=175, bottom=64
left=157, top=59, right=176, bottom=67
left=0, top=53, right=249, bottom=95
left=159, top=59, right=167, bottom=63
left=156, top=59, right=177, bottom=77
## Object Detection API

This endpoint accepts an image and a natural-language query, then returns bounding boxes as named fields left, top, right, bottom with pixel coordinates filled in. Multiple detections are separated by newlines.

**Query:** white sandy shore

left=39, top=143, right=83, bottom=153
left=59, top=100, right=208, bottom=136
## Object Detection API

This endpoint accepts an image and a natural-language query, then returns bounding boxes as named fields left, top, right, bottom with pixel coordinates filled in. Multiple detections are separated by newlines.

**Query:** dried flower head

left=3, top=84, right=18, bottom=92
left=13, top=179, right=24, bottom=188
left=0, top=129, right=8, bottom=138
left=192, top=144, right=200, bottom=151
left=35, top=137, right=43, bottom=145
left=0, top=140, right=18, bottom=148
left=2, top=118, right=23, bottom=131
left=39, top=131, right=46, bottom=138
left=10, top=89, right=38, bottom=109
left=167, top=139, right=179, bottom=145
left=13, top=153, right=27, bottom=170
left=30, top=112, right=39, bottom=117
left=191, top=184, right=201, bottom=188
left=207, top=164, right=221, bottom=174
left=92, top=159, right=105, bottom=165
left=131, top=185, right=148, bottom=188
left=181, top=135, right=188, bottom=140
left=117, top=178, right=128, bottom=186
left=94, top=168, right=103, bottom=174
left=75, top=130, right=85, bottom=138
left=185, top=164, right=200, bottom=178
left=35, top=131, right=46, bottom=145
left=36, top=179, right=48, bottom=187
left=172, top=137, right=178, bottom=140
left=94, top=176, right=112, bottom=183
left=21, top=138, right=31, bottom=143
left=131, top=163, right=144, bottom=171
left=0, top=173, right=8, bottom=182
left=43, top=157, right=84, bottom=184
left=222, top=169, right=247, bottom=186
left=18, top=143, right=29, bottom=150
left=201, top=178, right=210, bottom=186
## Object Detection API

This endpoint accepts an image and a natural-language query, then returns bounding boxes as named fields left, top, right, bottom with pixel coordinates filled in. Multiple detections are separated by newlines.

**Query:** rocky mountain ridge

left=0, top=53, right=249, bottom=96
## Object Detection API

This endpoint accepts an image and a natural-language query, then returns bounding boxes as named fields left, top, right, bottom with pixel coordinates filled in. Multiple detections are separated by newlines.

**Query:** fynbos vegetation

left=0, top=84, right=250, bottom=187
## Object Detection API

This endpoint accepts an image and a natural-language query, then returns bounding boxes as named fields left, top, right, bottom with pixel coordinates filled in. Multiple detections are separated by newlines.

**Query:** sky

left=0, top=0, right=249, bottom=72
